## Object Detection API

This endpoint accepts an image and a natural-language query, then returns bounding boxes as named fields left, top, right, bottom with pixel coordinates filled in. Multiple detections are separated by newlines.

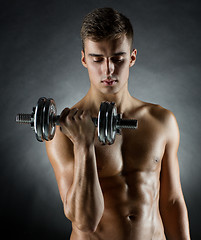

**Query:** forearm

left=64, top=142, right=104, bottom=232
left=161, top=198, right=190, bottom=240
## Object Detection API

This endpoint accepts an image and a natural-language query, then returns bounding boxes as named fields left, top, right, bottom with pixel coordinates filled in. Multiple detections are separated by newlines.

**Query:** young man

left=46, top=8, right=190, bottom=239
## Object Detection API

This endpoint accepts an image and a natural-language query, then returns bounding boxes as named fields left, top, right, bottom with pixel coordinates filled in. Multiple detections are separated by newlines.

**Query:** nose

left=102, top=58, right=115, bottom=77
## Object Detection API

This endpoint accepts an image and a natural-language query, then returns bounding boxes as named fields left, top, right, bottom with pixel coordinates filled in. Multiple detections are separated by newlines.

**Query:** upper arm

left=45, top=126, right=74, bottom=203
left=159, top=110, right=184, bottom=205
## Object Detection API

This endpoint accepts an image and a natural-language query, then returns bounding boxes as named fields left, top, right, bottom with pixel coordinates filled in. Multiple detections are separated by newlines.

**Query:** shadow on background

left=0, top=0, right=201, bottom=239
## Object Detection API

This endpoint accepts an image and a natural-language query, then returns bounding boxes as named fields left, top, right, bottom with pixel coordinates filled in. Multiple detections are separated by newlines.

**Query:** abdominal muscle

left=70, top=171, right=166, bottom=240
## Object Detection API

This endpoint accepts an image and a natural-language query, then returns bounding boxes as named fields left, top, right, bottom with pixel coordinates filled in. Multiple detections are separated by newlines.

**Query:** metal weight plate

left=106, top=102, right=117, bottom=144
left=98, top=102, right=108, bottom=144
left=34, top=97, right=47, bottom=142
left=42, top=98, right=57, bottom=141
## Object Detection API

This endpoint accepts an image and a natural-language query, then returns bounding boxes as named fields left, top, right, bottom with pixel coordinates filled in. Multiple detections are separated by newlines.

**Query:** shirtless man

left=45, top=8, right=191, bottom=239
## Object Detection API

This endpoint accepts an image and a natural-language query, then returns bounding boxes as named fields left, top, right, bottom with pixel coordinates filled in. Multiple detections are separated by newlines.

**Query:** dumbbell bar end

left=118, top=119, right=138, bottom=129
left=16, top=114, right=33, bottom=124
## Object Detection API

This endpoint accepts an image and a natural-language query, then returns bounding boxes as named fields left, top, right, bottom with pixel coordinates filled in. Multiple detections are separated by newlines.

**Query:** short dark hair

left=81, top=8, right=134, bottom=51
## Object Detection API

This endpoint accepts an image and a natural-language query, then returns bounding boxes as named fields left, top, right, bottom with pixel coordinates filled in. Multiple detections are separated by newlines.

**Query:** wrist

left=73, top=141, right=96, bottom=165
left=73, top=140, right=95, bottom=151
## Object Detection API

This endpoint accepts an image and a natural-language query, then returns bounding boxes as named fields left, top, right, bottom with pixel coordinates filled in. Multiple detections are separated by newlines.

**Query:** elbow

left=64, top=203, right=74, bottom=222
left=70, top=214, right=100, bottom=233
left=75, top=222, right=98, bottom=233
left=64, top=205, right=99, bottom=233
left=63, top=194, right=104, bottom=233
left=63, top=199, right=74, bottom=222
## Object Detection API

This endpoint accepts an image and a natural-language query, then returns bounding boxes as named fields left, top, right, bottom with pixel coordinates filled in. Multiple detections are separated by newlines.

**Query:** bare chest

left=94, top=117, right=166, bottom=177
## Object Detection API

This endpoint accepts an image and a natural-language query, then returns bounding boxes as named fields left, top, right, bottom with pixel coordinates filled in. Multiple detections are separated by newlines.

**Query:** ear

left=129, top=49, right=137, bottom=67
left=81, top=50, right=87, bottom=68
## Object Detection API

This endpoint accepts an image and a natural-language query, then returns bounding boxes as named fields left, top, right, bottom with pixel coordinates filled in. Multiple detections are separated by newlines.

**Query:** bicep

left=45, top=126, right=74, bottom=203
left=160, top=112, right=183, bottom=204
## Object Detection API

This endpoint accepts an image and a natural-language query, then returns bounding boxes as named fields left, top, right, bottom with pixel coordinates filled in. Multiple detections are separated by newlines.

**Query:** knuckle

left=67, top=108, right=76, bottom=117
left=76, top=110, right=84, bottom=119
left=60, top=108, right=70, bottom=123
left=61, top=107, right=69, bottom=114
left=82, top=110, right=89, bottom=117
left=69, top=108, right=78, bottom=117
left=67, top=114, right=74, bottom=122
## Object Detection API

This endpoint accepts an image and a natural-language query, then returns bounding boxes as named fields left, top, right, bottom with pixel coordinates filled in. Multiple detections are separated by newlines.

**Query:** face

left=81, top=35, right=137, bottom=95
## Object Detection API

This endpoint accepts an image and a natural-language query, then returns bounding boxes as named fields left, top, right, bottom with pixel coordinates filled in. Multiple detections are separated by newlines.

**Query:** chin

left=100, top=87, right=120, bottom=96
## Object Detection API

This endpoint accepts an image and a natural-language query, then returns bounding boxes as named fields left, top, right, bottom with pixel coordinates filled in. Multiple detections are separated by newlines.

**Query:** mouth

left=101, top=79, right=118, bottom=86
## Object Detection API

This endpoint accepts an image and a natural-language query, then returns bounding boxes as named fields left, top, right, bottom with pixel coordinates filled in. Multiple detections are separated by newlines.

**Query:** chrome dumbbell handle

left=51, top=115, right=98, bottom=126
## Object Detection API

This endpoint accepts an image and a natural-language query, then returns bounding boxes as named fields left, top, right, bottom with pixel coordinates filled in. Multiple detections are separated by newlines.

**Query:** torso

left=71, top=98, right=167, bottom=240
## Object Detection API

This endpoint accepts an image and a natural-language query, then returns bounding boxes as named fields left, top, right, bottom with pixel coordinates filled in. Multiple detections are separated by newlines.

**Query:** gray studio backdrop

left=1, top=0, right=201, bottom=239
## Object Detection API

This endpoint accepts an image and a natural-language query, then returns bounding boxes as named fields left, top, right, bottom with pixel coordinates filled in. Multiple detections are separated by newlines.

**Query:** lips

left=101, top=78, right=118, bottom=86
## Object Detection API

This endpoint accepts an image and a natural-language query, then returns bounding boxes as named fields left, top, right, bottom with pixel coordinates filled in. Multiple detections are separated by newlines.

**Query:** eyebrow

left=88, top=54, right=104, bottom=57
left=113, top=52, right=127, bottom=56
left=88, top=52, right=127, bottom=57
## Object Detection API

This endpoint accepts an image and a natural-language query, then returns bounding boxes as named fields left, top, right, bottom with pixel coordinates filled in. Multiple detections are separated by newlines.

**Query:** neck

left=84, top=84, right=134, bottom=115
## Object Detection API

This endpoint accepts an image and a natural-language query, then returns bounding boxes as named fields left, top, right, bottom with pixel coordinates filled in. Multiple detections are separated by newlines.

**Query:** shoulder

left=149, top=103, right=176, bottom=126
left=133, top=99, right=180, bottom=143
left=132, top=98, right=173, bottom=122
left=147, top=102, right=180, bottom=144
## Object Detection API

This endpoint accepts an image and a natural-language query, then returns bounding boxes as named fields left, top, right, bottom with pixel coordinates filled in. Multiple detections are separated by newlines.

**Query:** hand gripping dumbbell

left=16, top=97, right=138, bottom=144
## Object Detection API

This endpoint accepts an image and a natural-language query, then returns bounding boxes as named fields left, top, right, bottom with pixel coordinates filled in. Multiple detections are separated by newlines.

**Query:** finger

left=74, top=109, right=84, bottom=120
left=60, top=108, right=70, bottom=123
left=67, top=108, right=79, bottom=121
left=81, top=110, right=90, bottom=119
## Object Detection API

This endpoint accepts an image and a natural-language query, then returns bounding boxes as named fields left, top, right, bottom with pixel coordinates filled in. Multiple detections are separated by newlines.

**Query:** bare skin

left=45, top=36, right=191, bottom=239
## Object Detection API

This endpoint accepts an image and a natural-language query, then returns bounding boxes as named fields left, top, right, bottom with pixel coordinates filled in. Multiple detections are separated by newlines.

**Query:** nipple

left=128, top=214, right=136, bottom=221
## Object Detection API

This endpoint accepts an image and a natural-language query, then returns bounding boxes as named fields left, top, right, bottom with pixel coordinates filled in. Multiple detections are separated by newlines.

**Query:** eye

left=93, top=57, right=104, bottom=63
left=111, top=57, right=124, bottom=63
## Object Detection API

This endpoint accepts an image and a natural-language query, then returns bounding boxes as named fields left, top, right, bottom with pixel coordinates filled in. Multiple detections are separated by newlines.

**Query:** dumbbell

left=16, top=97, right=138, bottom=144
